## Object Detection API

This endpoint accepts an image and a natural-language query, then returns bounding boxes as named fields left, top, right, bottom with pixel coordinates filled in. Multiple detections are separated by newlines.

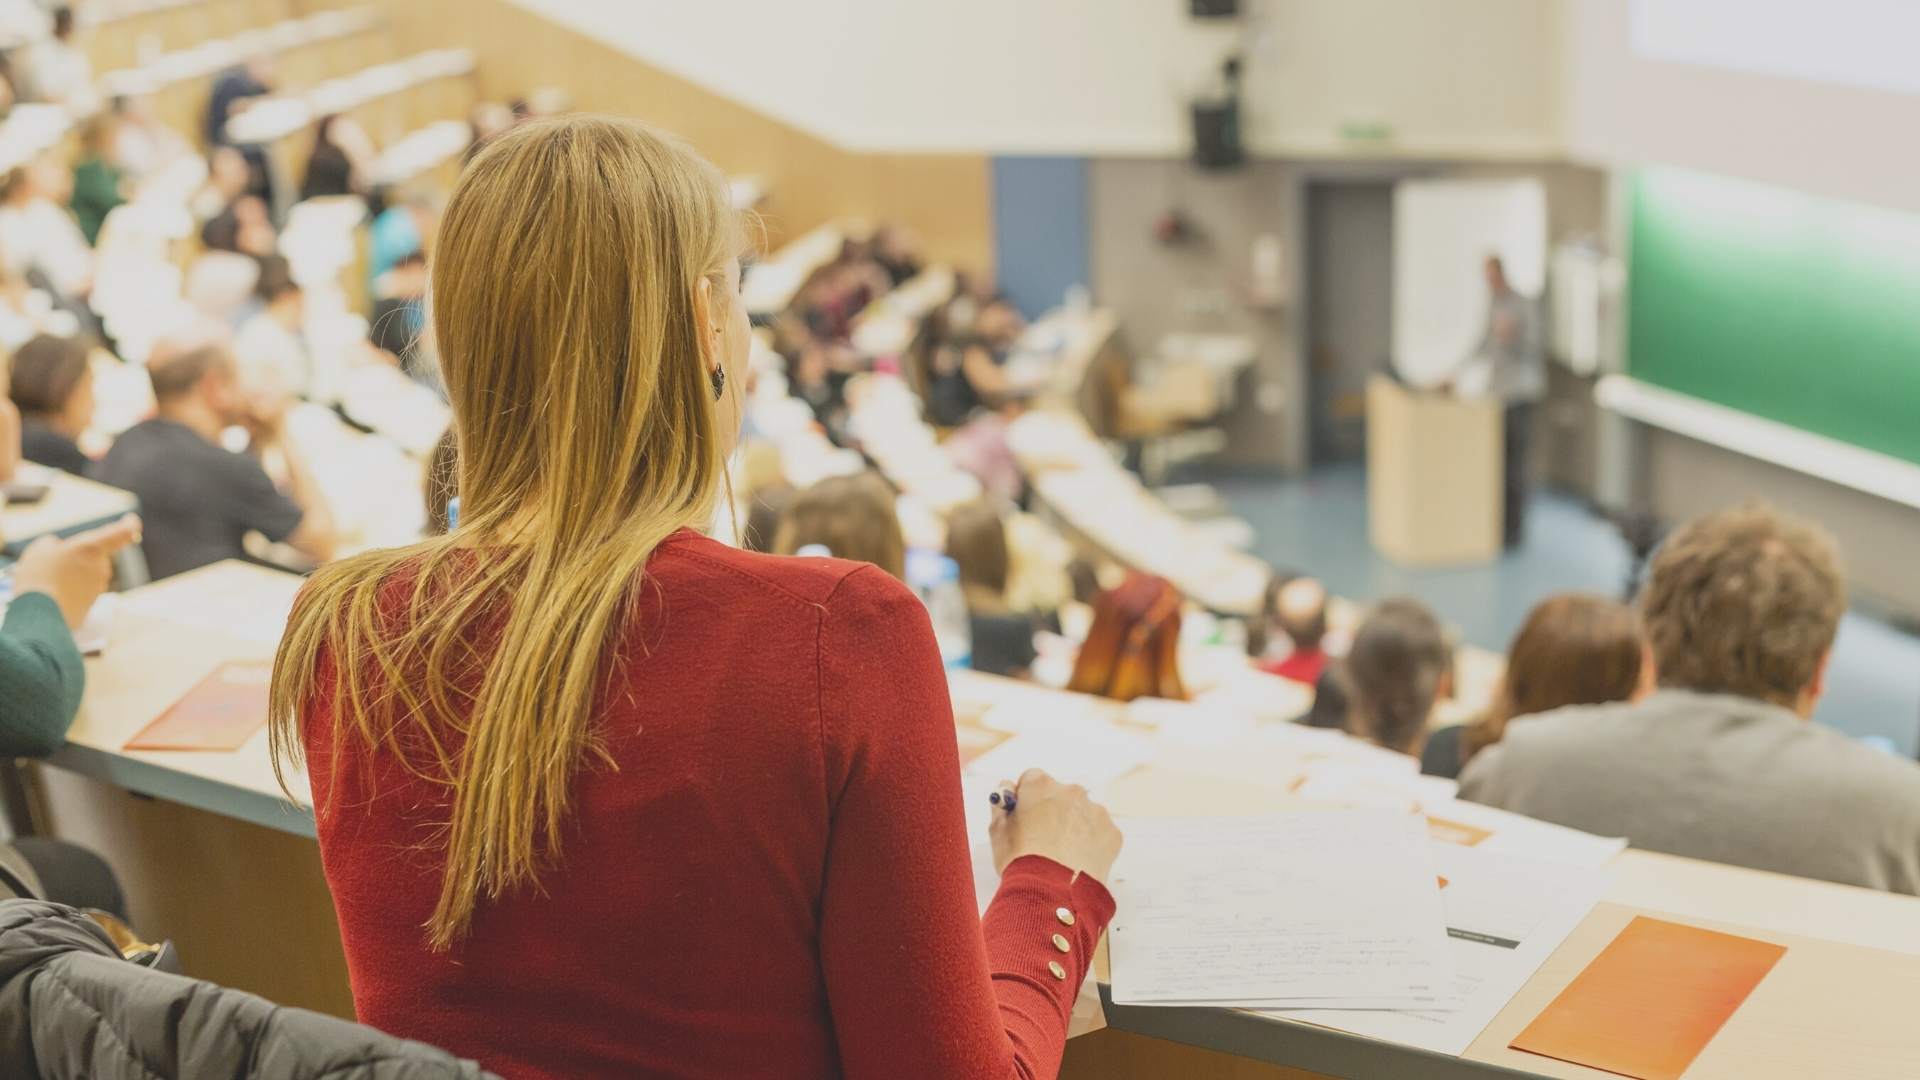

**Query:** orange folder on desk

left=1510, top=916, right=1785, bottom=1080
left=124, top=661, right=273, bottom=751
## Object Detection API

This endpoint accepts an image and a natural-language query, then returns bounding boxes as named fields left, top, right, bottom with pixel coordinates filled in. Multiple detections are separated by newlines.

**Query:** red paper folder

left=1510, top=916, right=1786, bottom=1080
left=124, top=661, right=273, bottom=751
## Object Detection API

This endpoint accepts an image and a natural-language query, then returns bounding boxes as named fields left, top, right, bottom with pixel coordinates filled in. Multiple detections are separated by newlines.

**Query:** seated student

left=299, top=114, right=373, bottom=202
left=200, top=193, right=275, bottom=259
left=1343, top=598, right=1452, bottom=757
left=1303, top=662, right=1354, bottom=730
left=69, top=116, right=127, bottom=248
left=1249, top=573, right=1332, bottom=686
left=871, top=224, right=924, bottom=288
left=370, top=251, right=431, bottom=380
left=773, top=471, right=906, bottom=579
left=15, top=5, right=95, bottom=116
left=1422, top=594, right=1652, bottom=780
left=110, top=93, right=191, bottom=184
left=7, top=333, right=93, bottom=475
left=1069, top=572, right=1187, bottom=702
left=234, top=258, right=315, bottom=403
left=1463, top=504, right=1920, bottom=893
left=95, top=343, right=335, bottom=579
left=920, top=296, right=1028, bottom=429
left=945, top=500, right=1042, bottom=679
left=740, top=481, right=794, bottom=555
left=0, top=513, right=142, bottom=914
left=190, top=146, right=252, bottom=226
left=268, top=117, right=1118, bottom=1080
left=0, top=155, right=93, bottom=303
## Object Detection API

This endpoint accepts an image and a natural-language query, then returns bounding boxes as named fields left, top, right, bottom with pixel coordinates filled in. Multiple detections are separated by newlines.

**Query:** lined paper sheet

left=1266, top=844, right=1604, bottom=1054
left=1108, top=812, right=1454, bottom=1008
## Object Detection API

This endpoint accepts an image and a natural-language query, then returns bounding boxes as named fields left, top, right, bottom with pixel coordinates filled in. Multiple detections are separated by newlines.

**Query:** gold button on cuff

left=1051, top=933, right=1071, bottom=954
left=1055, top=907, right=1075, bottom=927
left=1047, top=961, right=1067, bottom=981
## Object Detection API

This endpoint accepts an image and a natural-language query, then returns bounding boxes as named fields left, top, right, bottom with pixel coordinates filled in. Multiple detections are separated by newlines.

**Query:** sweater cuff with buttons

left=982, top=855, right=1117, bottom=1017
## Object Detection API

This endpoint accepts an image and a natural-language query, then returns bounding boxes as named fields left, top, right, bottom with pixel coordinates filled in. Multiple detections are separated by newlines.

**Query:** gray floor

left=1206, top=463, right=1920, bottom=755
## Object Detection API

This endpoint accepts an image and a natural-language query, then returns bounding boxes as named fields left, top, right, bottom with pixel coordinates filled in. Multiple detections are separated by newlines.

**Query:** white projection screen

left=1390, top=178, right=1547, bottom=387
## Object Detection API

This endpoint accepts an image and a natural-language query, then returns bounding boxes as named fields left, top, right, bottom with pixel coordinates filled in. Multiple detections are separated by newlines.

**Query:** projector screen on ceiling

left=1630, top=0, right=1920, bottom=97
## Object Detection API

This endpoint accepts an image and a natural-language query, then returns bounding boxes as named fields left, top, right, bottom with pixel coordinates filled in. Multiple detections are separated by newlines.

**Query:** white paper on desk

left=120, top=575, right=297, bottom=647
left=962, top=724, right=1153, bottom=794
left=1265, top=845, right=1603, bottom=1056
left=1292, top=762, right=1459, bottom=813
left=1422, top=798, right=1626, bottom=869
left=1107, top=812, right=1454, bottom=1008
left=1125, top=698, right=1256, bottom=748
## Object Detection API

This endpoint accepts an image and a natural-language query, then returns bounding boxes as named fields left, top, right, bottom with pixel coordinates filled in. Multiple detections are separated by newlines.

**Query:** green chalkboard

left=1629, top=167, right=1920, bottom=466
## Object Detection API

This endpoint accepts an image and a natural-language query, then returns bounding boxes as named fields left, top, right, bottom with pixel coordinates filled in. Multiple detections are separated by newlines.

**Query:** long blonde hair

left=269, top=116, right=742, bottom=950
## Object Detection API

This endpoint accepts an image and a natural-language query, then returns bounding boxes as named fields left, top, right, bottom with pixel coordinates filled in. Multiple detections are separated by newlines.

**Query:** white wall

left=502, top=0, right=1562, bottom=158
left=1563, top=0, right=1920, bottom=215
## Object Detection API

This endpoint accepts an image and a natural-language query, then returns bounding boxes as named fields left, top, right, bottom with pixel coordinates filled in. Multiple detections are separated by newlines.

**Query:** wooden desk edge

left=1096, top=983, right=1550, bottom=1080
left=43, top=742, right=316, bottom=839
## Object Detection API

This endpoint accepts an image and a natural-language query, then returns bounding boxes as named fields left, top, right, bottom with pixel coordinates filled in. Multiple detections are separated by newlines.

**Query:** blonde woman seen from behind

left=269, top=117, right=1119, bottom=1080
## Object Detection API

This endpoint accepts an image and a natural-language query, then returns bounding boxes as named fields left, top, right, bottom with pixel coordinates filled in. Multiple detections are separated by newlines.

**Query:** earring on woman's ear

left=710, top=366, right=726, bottom=402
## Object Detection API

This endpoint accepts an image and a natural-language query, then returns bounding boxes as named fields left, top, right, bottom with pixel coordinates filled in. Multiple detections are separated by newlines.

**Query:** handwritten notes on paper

left=1108, top=811, right=1454, bottom=1008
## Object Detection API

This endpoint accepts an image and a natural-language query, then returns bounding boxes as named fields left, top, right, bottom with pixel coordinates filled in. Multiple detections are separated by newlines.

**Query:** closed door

left=1305, top=181, right=1395, bottom=464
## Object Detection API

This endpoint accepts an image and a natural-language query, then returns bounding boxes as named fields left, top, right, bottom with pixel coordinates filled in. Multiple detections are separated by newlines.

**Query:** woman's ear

left=693, top=275, right=719, bottom=373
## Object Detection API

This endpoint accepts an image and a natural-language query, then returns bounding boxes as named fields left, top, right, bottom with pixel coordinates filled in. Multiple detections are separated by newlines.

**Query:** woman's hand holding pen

left=988, top=768, right=1123, bottom=882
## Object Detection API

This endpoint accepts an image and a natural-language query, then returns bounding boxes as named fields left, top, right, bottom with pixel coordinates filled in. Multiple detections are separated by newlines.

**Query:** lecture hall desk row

left=16, top=559, right=1920, bottom=1080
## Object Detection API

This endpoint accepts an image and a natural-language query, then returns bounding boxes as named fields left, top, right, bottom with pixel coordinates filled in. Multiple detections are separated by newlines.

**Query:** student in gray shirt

left=1461, top=502, right=1920, bottom=895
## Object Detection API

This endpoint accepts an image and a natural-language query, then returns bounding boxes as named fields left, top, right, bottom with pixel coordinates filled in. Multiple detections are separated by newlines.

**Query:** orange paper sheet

left=1510, top=916, right=1785, bottom=1080
left=124, top=661, right=273, bottom=751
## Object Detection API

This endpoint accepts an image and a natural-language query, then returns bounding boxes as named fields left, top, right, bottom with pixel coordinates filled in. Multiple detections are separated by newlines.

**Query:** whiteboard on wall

left=1390, top=178, right=1547, bottom=388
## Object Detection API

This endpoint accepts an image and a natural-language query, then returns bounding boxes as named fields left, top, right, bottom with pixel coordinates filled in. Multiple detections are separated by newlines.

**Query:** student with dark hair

left=1250, top=574, right=1331, bottom=686
left=370, top=251, right=430, bottom=378
left=945, top=499, right=1040, bottom=678
left=95, top=343, right=335, bottom=578
left=300, top=114, right=367, bottom=202
left=1344, top=598, right=1452, bottom=757
left=234, top=256, right=313, bottom=402
left=1422, top=593, right=1652, bottom=780
left=7, top=333, right=93, bottom=475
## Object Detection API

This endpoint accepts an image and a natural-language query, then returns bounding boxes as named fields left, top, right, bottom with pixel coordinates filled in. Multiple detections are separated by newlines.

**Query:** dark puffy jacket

left=0, top=900, right=499, bottom=1079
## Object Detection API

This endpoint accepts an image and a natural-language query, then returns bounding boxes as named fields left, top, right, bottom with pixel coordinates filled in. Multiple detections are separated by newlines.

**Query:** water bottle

left=907, top=548, right=972, bottom=669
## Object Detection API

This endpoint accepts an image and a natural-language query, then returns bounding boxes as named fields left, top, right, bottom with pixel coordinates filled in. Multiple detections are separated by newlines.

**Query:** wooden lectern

left=1366, top=375, right=1503, bottom=566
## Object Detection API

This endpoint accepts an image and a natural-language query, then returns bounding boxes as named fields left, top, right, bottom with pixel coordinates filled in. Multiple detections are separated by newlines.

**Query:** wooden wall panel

left=384, top=0, right=993, bottom=269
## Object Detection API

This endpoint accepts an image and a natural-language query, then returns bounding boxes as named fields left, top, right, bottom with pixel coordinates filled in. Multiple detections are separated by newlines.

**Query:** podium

left=1366, top=375, right=1503, bottom=566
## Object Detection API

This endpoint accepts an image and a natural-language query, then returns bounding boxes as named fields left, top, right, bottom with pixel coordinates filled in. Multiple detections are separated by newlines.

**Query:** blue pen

left=988, top=788, right=1017, bottom=813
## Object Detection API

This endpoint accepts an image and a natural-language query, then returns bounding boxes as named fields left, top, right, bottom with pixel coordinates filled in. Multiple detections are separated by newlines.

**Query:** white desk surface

left=2, top=467, right=139, bottom=552
left=51, top=560, right=313, bottom=835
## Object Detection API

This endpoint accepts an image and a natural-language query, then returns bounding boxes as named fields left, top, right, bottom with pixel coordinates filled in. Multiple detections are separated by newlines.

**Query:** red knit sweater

left=302, top=530, right=1115, bottom=1079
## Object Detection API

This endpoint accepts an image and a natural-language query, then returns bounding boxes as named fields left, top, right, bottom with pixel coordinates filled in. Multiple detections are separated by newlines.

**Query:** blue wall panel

left=991, top=156, right=1089, bottom=320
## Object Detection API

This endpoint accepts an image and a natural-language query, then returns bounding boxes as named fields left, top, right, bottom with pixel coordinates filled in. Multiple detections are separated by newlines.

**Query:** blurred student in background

left=1248, top=573, right=1331, bottom=686
left=741, top=482, right=794, bottom=555
left=774, top=471, right=905, bottom=580
left=271, top=118, right=1118, bottom=1079
left=300, top=114, right=374, bottom=202
left=69, top=116, right=126, bottom=248
left=370, top=250, right=432, bottom=385
left=1343, top=598, right=1451, bottom=757
left=1462, top=504, right=1920, bottom=893
left=234, top=257, right=313, bottom=403
left=16, top=5, right=94, bottom=116
left=95, top=343, right=334, bottom=578
left=946, top=499, right=1040, bottom=679
left=1069, top=572, right=1187, bottom=702
left=1422, top=593, right=1651, bottom=780
left=7, top=332, right=92, bottom=475
left=0, top=155, right=92, bottom=305
left=109, top=94, right=189, bottom=183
